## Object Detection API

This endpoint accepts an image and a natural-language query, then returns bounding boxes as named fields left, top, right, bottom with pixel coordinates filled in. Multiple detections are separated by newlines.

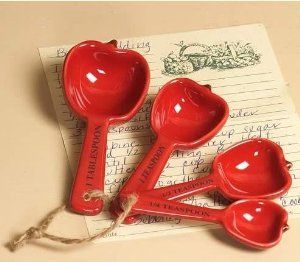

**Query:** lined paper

left=39, top=24, right=300, bottom=242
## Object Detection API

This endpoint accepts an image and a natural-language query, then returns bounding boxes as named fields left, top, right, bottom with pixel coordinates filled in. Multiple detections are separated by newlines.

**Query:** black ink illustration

left=162, top=41, right=261, bottom=75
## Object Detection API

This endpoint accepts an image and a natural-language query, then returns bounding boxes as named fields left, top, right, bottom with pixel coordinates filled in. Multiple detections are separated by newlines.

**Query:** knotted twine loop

left=9, top=190, right=138, bottom=251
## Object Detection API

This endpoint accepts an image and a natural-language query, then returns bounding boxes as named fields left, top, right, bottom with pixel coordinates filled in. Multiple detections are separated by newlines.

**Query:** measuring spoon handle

left=131, top=195, right=223, bottom=223
left=141, top=174, right=217, bottom=200
left=120, top=135, right=174, bottom=194
left=69, top=119, right=108, bottom=215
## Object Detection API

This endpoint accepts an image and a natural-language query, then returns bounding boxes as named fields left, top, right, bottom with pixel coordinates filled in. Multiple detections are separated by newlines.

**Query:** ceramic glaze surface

left=63, top=40, right=149, bottom=215
left=216, top=139, right=291, bottom=198
left=224, top=199, right=288, bottom=247
left=64, top=40, right=149, bottom=121
left=152, top=78, right=228, bottom=145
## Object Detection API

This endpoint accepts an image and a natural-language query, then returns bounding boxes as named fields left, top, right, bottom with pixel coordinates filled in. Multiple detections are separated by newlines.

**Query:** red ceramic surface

left=142, top=138, right=292, bottom=200
left=63, top=40, right=150, bottom=215
left=129, top=195, right=288, bottom=249
left=110, top=78, right=229, bottom=222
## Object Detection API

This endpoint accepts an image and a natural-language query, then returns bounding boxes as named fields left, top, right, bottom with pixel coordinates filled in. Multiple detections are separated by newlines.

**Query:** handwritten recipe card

left=39, top=24, right=300, bottom=242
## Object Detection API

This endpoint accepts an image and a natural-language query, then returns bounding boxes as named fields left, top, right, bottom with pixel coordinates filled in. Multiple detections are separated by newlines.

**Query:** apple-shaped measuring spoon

left=129, top=195, right=289, bottom=249
left=63, top=40, right=150, bottom=215
left=110, top=78, right=229, bottom=222
left=142, top=138, right=292, bottom=201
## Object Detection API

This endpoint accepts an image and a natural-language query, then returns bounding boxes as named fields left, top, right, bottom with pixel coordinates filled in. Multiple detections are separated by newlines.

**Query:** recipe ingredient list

left=39, top=24, right=300, bottom=242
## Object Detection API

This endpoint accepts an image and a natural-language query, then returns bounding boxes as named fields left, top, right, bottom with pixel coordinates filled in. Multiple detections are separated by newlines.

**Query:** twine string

left=9, top=190, right=137, bottom=251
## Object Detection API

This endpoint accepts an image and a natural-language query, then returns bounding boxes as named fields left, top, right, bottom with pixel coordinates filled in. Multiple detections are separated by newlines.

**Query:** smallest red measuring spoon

left=128, top=195, right=289, bottom=249
left=63, top=40, right=150, bottom=215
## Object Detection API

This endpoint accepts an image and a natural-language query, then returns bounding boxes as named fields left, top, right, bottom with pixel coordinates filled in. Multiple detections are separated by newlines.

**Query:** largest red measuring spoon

left=63, top=40, right=149, bottom=215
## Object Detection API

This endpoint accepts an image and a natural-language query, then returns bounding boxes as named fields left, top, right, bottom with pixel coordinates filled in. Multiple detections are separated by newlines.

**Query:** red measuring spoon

left=110, top=78, right=229, bottom=221
left=141, top=138, right=292, bottom=201
left=63, top=40, right=150, bottom=215
left=127, top=195, right=288, bottom=249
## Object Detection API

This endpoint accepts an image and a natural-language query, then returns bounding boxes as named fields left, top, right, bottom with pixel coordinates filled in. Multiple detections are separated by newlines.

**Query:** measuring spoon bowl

left=223, top=199, right=288, bottom=249
left=215, top=138, right=292, bottom=200
left=63, top=40, right=149, bottom=215
left=151, top=78, right=229, bottom=149
left=64, top=40, right=149, bottom=122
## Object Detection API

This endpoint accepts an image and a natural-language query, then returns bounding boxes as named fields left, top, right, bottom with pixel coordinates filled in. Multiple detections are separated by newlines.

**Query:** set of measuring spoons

left=63, top=40, right=292, bottom=249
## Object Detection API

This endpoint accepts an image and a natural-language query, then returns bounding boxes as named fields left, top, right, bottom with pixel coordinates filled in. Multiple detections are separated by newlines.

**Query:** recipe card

left=39, top=24, right=300, bottom=242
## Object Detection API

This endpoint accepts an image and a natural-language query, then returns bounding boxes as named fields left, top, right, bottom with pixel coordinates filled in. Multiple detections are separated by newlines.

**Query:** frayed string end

left=9, top=191, right=138, bottom=252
